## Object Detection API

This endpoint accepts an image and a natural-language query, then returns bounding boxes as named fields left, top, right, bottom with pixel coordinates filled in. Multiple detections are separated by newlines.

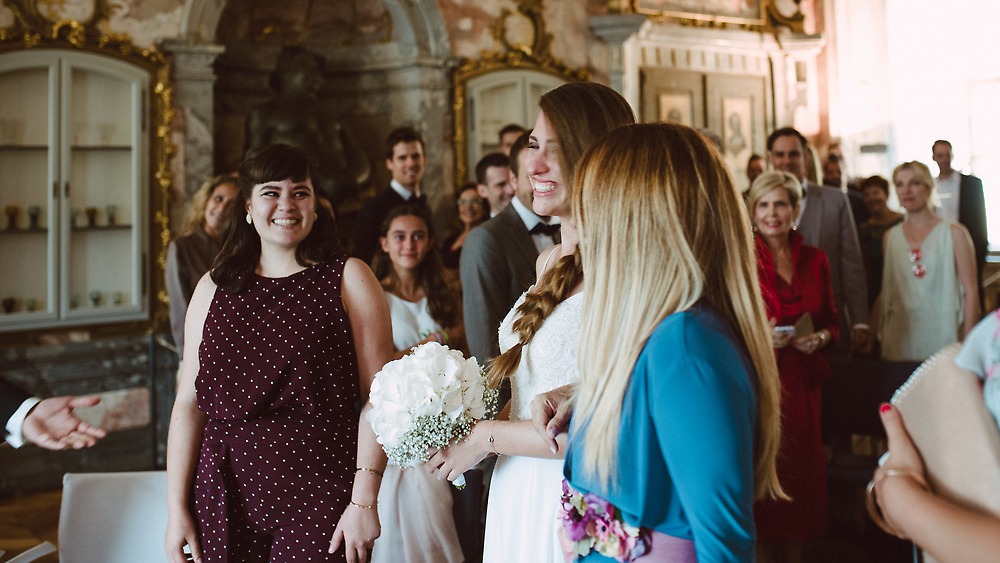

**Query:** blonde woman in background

left=425, top=82, right=636, bottom=563
left=538, top=123, right=783, bottom=561
left=874, top=161, right=979, bottom=361
left=165, top=174, right=239, bottom=355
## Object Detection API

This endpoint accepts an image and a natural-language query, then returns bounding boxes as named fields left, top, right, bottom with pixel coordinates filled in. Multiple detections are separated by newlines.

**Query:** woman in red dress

left=749, top=171, right=839, bottom=563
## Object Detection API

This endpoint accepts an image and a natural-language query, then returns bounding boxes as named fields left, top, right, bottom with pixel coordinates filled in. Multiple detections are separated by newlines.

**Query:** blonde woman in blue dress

left=874, top=161, right=979, bottom=361
left=424, top=82, right=636, bottom=563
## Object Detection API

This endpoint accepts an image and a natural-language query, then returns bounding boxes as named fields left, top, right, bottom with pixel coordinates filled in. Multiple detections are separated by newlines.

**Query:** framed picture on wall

left=640, top=68, right=705, bottom=127
left=658, top=93, right=694, bottom=126
left=706, top=74, right=770, bottom=191
left=633, top=0, right=767, bottom=26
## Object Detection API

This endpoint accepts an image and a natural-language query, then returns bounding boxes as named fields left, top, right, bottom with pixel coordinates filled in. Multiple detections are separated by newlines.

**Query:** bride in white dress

left=425, top=82, right=636, bottom=562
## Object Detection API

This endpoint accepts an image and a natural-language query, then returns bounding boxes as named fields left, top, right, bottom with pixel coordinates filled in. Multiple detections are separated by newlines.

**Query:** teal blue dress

left=564, top=306, right=758, bottom=562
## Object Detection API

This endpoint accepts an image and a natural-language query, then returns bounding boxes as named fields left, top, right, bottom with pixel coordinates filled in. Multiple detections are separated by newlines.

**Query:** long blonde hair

left=571, top=123, right=784, bottom=500
left=487, top=82, right=635, bottom=385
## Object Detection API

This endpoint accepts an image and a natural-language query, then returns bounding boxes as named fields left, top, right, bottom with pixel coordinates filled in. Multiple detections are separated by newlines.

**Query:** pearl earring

left=245, top=211, right=252, bottom=225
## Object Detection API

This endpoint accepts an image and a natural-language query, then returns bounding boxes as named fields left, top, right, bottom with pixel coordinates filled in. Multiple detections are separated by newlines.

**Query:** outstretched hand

left=22, top=395, right=106, bottom=450
left=529, top=384, right=575, bottom=454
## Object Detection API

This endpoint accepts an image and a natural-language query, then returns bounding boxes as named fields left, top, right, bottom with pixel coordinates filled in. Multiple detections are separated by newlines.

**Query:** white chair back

left=58, top=471, right=169, bottom=563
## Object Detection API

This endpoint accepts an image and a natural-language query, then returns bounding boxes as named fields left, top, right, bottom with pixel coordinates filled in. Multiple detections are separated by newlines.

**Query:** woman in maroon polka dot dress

left=165, top=144, right=394, bottom=563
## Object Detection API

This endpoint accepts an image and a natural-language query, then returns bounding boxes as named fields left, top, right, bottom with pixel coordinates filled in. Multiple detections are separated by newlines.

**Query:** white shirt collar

left=389, top=179, right=419, bottom=200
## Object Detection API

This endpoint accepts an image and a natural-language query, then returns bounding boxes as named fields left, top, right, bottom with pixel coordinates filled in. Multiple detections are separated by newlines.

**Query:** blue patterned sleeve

left=641, top=314, right=758, bottom=561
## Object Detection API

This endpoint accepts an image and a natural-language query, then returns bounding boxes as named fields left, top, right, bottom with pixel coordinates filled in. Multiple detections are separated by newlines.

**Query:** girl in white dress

left=426, top=82, right=636, bottom=563
left=369, top=204, right=464, bottom=563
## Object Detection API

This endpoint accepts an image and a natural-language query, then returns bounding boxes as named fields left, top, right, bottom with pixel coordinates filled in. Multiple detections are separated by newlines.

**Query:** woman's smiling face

left=525, top=110, right=569, bottom=218
left=247, top=177, right=316, bottom=249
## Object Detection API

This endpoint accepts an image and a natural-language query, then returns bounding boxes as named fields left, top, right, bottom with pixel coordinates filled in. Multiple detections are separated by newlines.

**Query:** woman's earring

left=245, top=211, right=252, bottom=225
left=314, top=212, right=318, bottom=221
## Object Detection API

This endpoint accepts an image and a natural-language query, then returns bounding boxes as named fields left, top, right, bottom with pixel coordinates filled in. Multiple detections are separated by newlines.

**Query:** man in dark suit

left=2, top=377, right=105, bottom=449
left=352, top=127, right=430, bottom=264
left=461, top=133, right=558, bottom=363
left=932, top=139, right=988, bottom=309
left=768, top=127, right=870, bottom=353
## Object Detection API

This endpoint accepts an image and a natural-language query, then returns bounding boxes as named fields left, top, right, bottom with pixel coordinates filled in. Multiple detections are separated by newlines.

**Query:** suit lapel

left=500, top=205, right=538, bottom=269
left=800, top=183, right=823, bottom=245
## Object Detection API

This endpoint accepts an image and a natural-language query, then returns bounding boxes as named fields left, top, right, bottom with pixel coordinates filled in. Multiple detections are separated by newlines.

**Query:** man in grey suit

left=768, top=127, right=871, bottom=353
left=461, top=133, right=558, bottom=363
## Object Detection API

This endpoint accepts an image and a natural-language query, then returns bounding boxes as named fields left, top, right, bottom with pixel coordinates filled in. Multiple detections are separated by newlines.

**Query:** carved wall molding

left=452, top=0, right=589, bottom=184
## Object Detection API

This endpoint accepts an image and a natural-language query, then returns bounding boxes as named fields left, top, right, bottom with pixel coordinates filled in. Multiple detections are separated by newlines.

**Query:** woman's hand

left=769, top=318, right=793, bottom=349
left=165, top=509, right=202, bottom=563
left=424, top=422, right=491, bottom=482
left=792, top=331, right=825, bottom=354
left=873, top=404, right=927, bottom=534
left=329, top=503, right=380, bottom=563
left=530, top=384, right=575, bottom=454
left=874, top=404, right=924, bottom=525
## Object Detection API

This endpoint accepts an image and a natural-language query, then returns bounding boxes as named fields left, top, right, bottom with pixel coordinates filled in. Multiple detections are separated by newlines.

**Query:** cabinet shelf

left=70, top=144, right=133, bottom=151
left=0, top=227, right=48, bottom=235
left=0, top=144, right=47, bottom=151
left=71, top=224, right=132, bottom=232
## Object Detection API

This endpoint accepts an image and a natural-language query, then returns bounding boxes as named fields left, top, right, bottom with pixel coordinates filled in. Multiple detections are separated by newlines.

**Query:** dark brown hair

left=211, top=144, right=341, bottom=292
left=370, top=204, right=459, bottom=329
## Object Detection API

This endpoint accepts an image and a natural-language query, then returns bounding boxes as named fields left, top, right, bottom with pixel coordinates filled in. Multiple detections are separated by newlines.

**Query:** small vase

left=4, top=205, right=19, bottom=230
left=85, top=207, right=98, bottom=228
left=1, top=297, right=15, bottom=313
left=27, top=205, right=41, bottom=229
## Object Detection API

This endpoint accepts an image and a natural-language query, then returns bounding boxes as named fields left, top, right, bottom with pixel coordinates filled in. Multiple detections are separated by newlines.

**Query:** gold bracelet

left=865, top=469, right=930, bottom=538
left=488, top=420, right=500, bottom=456
left=356, top=467, right=384, bottom=478
left=350, top=500, right=377, bottom=510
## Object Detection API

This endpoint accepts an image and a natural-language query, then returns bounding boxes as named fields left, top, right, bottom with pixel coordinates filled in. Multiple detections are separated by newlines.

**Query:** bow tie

left=530, top=222, right=560, bottom=237
left=409, top=194, right=426, bottom=204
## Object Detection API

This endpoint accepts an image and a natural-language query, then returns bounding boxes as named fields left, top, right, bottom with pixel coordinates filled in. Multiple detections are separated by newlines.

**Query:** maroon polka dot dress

left=194, top=256, right=359, bottom=561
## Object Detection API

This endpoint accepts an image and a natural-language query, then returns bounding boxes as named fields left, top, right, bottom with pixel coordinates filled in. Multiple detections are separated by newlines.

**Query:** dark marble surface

left=0, top=333, right=177, bottom=496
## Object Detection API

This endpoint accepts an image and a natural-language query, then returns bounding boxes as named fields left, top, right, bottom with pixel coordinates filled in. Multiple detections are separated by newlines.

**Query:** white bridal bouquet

left=366, top=342, right=499, bottom=488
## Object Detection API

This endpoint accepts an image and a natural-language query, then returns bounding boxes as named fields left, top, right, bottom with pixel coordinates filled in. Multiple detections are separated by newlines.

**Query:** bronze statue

left=246, top=47, right=370, bottom=205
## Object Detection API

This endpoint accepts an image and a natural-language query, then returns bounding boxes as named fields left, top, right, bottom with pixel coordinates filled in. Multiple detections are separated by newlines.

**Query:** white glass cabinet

left=0, top=49, right=148, bottom=332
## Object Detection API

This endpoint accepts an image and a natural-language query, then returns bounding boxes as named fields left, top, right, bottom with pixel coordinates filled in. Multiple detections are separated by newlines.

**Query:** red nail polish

left=880, top=403, right=891, bottom=413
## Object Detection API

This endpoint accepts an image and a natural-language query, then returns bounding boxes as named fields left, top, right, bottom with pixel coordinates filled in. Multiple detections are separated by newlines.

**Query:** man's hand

left=22, top=396, right=106, bottom=450
left=852, top=327, right=873, bottom=355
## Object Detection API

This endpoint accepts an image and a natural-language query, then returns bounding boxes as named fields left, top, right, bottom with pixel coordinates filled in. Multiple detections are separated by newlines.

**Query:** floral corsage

left=558, top=479, right=651, bottom=562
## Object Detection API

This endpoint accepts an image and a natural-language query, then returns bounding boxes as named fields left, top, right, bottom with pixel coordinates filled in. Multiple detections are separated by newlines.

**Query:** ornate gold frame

left=452, top=0, right=589, bottom=185
left=0, top=0, right=176, bottom=335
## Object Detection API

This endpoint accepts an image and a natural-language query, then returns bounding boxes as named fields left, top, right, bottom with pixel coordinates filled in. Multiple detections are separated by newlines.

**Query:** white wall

left=834, top=0, right=1000, bottom=244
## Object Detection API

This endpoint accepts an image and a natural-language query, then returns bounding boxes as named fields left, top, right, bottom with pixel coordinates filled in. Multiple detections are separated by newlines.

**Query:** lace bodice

left=497, top=290, right=584, bottom=421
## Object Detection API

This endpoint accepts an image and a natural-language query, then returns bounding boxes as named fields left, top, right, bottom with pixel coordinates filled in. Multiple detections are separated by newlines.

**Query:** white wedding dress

left=482, top=290, right=584, bottom=563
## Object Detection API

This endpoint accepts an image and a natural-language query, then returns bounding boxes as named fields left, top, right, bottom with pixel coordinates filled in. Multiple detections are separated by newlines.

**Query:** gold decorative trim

left=1, top=0, right=176, bottom=333
left=453, top=0, right=589, bottom=185
left=622, top=0, right=804, bottom=34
